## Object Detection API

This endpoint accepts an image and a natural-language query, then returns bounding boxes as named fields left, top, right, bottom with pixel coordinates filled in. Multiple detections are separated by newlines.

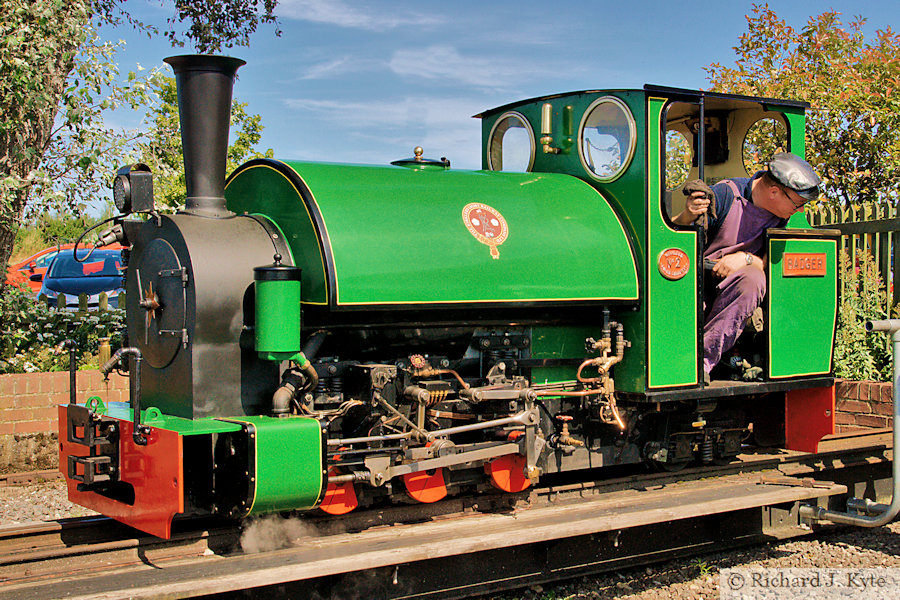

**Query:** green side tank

left=225, top=159, right=639, bottom=310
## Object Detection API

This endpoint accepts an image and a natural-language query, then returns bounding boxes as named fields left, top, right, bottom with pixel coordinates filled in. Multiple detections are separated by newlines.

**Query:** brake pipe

left=800, top=319, right=900, bottom=527
left=100, top=347, right=149, bottom=445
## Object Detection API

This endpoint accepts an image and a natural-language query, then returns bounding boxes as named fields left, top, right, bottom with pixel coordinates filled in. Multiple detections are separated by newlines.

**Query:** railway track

left=0, top=430, right=891, bottom=600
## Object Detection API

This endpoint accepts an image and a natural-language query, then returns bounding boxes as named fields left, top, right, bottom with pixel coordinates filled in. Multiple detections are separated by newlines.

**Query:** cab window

left=487, top=112, right=535, bottom=172
left=578, top=96, right=636, bottom=182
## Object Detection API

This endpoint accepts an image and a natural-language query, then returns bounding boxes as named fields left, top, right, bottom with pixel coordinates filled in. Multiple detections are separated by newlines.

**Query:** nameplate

left=783, top=253, right=827, bottom=277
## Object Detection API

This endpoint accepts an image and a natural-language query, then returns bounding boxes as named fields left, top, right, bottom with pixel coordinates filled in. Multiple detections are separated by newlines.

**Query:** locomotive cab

left=478, top=86, right=838, bottom=394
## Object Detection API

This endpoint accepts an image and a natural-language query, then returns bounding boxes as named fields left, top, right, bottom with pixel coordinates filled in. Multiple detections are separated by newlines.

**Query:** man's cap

left=767, top=153, right=821, bottom=202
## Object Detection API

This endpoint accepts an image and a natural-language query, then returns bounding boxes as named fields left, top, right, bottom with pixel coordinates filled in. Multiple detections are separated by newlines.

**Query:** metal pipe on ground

left=800, top=318, right=900, bottom=526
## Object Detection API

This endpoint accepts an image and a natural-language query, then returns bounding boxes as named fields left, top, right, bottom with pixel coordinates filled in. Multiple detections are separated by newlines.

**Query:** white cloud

left=282, top=95, right=485, bottom=168
left=284, top=96, right=483, bottom=129
left=298, top=56, right=385, bottom=80
left=277, top=0, right=441, bottom=31
left=388, top=44, right=569, bottom=91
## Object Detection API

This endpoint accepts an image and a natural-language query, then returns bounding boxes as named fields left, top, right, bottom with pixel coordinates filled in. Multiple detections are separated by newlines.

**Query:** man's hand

left=683, top=191, right=711, bottom=220
left=712, top=252, right=756, bottom=278
left=673, top=179, right=715, bottom=225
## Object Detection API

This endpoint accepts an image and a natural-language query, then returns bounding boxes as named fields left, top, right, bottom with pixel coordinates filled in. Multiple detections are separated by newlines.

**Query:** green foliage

left=0, top=1, right=158, bottom=291
left=706, top=5, right=900, bottom=206
left=10, top=228, right=46, bottom=263
left=14, top=210, right=108, bottom=247
left=665, top=130, right=691, bottom=190
left=135, top=74, right=273, bottom=211
left=833, top=250, right=894, bottom=381
left=0, top=2, right=156, bottom=216
left=0, top=0, right=281, bottom=300
left=32, top=35, right=156, bottom=217
left=691, top=558, right=714, bottom=578
left=742, top=117, right=788, bottom=174
left=0, top=284, right=125, bottom=373
left=166, top=0, right=280, bottom=52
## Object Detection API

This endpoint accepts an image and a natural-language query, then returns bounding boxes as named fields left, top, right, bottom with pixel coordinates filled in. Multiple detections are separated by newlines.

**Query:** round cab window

left=743, top=117, right=788, bottom=175
left=487, top=112, right=535, bottom=172
left=579, top=97, right=636, bottom=181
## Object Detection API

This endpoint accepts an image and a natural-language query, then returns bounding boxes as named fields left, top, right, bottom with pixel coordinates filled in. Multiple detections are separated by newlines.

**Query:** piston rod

left=328, top=408, right=538, bottom=446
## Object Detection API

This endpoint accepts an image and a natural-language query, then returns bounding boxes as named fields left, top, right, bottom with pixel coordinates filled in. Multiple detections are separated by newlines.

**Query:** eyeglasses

left=779, top=186, right=805, bottom=210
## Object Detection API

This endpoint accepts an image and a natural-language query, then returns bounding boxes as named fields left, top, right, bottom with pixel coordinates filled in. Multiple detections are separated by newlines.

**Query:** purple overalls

left=703, top=176, right=784, bottom=374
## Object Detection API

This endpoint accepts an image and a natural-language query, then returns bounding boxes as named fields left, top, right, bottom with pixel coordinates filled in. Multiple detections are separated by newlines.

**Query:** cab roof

left=474, top=85, right=809, bottom=119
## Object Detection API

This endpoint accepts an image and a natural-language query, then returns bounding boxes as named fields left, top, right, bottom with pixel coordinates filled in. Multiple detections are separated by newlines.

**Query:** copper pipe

left=576, top=359, right=602, bottom=384
left=374, top=394, right=429, bottom=440
left=607, top=395, right=626, bottom=430
left=415, top=368, right=470, bottom=390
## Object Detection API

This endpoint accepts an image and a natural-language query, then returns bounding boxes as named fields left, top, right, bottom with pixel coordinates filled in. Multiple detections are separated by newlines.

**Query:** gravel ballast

left=482, top=522, right=900, bottom=600
left=0, top=478, right=97, bottom=524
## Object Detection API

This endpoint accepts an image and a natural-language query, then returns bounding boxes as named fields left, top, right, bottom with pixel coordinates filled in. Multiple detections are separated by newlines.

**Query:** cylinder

left=254, top=264, right=302, bottom=361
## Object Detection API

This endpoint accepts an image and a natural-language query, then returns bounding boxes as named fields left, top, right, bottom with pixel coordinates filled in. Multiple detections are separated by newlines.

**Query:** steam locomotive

left=60, top=56, right=839, bottom=538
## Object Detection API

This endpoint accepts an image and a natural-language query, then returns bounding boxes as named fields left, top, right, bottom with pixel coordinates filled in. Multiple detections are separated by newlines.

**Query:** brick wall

left=835, top=378, right=894, bottom=433
left=0, top=370, right=128, bottom=473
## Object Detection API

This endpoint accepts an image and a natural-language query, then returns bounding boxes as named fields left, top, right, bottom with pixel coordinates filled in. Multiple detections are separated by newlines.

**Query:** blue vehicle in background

left=37, top=249, right=125, bottom=309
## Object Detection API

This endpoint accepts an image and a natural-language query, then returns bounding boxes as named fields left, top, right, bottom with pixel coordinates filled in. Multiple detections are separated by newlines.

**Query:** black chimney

left=163, top=55, right=246, bottom=218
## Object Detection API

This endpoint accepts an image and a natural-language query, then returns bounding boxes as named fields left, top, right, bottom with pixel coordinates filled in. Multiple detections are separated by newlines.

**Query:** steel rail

left=0, top=466, right=876, bottom=600
left=0, top=431, right=888, bottom=558
left=0, top=430, right=889, bottom=600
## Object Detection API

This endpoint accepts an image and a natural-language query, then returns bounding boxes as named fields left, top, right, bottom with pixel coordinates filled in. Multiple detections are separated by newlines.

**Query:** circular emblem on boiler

left=462, top=203, right=508, bottom=259
left=658, top=248, right=690, bottom=280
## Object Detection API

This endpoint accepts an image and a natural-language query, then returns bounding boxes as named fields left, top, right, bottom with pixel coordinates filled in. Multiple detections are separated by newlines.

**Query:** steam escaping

left=240, top=514, right=317, bottom=554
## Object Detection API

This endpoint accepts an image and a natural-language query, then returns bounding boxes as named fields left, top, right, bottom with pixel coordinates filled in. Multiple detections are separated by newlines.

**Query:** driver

left=672, top=153, right=821, bottom=382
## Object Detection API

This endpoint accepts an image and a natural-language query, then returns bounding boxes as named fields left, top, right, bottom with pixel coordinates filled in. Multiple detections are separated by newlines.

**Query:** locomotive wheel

left=319, top=468, right=359, bottom=515
left=485, top=454, right=532, bottom=493
left=403, top=468, right=448, bottom=503
left=660, top=458, right=691, bottom=472
left=646, top=457, right=691, bottom=472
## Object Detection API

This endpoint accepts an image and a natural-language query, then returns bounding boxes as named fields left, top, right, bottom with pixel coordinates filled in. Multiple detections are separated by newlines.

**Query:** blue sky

left=106, top=0, right=899, bottom=174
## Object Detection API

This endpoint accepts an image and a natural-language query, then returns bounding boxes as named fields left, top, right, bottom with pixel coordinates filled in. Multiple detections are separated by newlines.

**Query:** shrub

left=833, top=249, right=895, bottom=381
left=10, top=209, right=115, bottom=263
left=0, top=285, right=125, bottom=373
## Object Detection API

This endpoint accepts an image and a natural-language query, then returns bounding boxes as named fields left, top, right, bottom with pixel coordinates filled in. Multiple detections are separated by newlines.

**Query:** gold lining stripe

left=647, top=96, right=699, bottom=388
left=226, top=162, right=331, bottom=305
left=337, top=295, right=639, bottom=306
left=214, top=417, right=259, bottom=514
left=767, top=238, right=838, bottom=378
left=229, top=161, right=641, bottom=308
left=332, top=170, right=639, bottom=306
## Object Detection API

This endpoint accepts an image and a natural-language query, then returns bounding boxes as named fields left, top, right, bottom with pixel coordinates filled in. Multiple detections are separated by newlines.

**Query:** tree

left=705, top=5, right=900, bottom=207
left=665, top=131, right=692, bottom=190
left=137, top=75, right=273, bottom=211
left=0, top=0, right=278, bottom=307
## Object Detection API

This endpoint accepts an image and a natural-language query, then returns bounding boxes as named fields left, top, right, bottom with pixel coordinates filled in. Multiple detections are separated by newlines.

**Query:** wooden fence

left=36, top=291, right=125, bottom=313
left=807, top=203, right=899, bottom=312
